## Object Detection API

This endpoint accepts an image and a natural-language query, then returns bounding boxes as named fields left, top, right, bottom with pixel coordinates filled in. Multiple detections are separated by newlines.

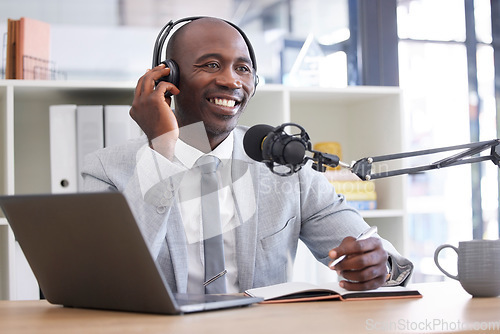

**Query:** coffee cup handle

left=434, top=244, right=459, bottom=280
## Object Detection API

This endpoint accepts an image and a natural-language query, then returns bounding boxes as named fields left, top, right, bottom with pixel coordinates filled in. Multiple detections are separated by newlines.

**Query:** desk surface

left=0, top=282, right=499, bottom=334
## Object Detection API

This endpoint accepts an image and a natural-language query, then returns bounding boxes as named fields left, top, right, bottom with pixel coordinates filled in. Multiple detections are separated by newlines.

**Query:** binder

left=76, top=105, right=104, bottom=190
left=49, top=105, right=78, bottom=193
left=49, top=104, right=141, bottom=193
left=104, top=105, right=142, bottom=147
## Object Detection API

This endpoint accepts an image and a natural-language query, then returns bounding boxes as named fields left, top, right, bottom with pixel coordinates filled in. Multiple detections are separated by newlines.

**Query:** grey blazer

left=82, top=126, right=413, bottom=293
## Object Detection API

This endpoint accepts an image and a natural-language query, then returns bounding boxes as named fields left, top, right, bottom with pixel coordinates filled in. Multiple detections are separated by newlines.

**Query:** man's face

left=172, top=20, right=256, bottom=140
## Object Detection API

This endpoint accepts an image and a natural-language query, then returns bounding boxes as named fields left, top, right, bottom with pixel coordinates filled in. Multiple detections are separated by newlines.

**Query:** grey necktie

left=197, top=155, right=226, bottom=294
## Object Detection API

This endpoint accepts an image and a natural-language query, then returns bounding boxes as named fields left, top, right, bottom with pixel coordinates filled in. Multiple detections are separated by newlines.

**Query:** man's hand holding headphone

left=129, top=63, right=180, bottom=159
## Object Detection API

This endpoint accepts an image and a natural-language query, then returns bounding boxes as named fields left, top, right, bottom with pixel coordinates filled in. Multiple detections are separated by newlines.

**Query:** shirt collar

left=175, top=132, right=234, bottom=169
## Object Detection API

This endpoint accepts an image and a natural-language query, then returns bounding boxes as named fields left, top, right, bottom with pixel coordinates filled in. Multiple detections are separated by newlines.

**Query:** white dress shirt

left=173, top=133, right=240, bottom=294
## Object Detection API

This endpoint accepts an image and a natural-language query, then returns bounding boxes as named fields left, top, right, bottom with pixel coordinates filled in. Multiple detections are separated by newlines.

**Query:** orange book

left=5, top=19, right=18, bottom=79
left=9, top=17, right=51, bottom=79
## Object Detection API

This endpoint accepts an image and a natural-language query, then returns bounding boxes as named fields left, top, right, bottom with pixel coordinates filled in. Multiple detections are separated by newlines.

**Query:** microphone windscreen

left=243, top=124, right=274, bottom=162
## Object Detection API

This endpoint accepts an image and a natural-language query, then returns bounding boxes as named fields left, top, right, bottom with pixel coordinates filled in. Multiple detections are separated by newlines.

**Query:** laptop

left=0, top=192, right=262, bottom=314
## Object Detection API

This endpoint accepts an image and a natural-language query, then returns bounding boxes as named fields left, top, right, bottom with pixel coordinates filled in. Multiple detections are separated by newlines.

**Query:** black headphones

left=152, top=16, right=259, bottom=97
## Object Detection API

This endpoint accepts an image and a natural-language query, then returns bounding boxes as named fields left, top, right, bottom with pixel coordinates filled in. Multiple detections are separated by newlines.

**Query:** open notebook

left=245, top=281, right=421, bottom=303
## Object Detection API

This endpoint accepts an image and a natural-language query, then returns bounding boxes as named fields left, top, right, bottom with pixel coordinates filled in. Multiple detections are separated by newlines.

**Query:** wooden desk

left=0, top=282, right=499, bottom=334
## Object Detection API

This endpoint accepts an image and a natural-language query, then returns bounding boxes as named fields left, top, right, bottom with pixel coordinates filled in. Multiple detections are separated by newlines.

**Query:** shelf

left=359, top=209, right=405, bottom=219
left=0, top=79, right=136, bottom=89
left=286, top=85, right=402, bottom=104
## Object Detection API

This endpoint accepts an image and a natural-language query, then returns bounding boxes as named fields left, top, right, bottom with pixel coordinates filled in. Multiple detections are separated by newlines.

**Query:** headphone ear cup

left=158, top=59, right=180, bottom=86
left=251, top=73, right=259, bottom=97
left=155, top=59, right=179, bottom=98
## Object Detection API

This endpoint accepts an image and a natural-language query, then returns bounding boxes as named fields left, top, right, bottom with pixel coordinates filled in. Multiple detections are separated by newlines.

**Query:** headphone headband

left=152, top=16, right=257, bottom=72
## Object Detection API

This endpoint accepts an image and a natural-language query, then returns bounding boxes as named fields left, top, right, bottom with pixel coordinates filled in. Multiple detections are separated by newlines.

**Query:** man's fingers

left=154, top=81, right=180, bottom=98
left=335, top=240, right=387, bottom=271
left=339, top=258, right=387, bottom=280
left=338, top=273, right=387, bottom=291
left=135, top=64, right=170, bottom=98
left=330, top=236, right=388, bottom=291
left=329, top=236, right=356, bottom=263
left=329, top=236, right=382, bottom=268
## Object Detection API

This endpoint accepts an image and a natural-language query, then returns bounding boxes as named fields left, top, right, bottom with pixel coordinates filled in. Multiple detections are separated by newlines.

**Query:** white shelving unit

left=0, top=80, right=407, bottom=299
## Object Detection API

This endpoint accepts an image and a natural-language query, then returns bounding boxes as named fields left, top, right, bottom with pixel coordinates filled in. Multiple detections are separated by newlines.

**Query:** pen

left=329, top=226, right=378, bottom=268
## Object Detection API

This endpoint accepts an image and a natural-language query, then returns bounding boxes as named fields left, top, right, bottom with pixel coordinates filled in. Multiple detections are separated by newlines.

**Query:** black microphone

left=243, top=123, right=309, bottom=175
left=243, top=123, right=351, bottom=176
left=244, top=123, right=346, bottom=176
left=244, top=123, right=307, bottom=162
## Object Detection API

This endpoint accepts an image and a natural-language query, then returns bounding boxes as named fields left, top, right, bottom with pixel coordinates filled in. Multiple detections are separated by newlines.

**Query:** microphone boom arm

left=349, top=139, right=500, bottom=180
left=245, top=122, right=499, bottom=181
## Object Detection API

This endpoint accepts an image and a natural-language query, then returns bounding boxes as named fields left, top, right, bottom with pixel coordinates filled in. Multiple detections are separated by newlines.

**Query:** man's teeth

left=210, top=98, right=236, bottom=107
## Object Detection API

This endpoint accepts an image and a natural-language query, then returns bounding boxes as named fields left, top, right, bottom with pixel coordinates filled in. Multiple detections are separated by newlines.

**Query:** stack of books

left=328, top=178, right=377, bottom=210
left=314, top=142, right=377, bottom=210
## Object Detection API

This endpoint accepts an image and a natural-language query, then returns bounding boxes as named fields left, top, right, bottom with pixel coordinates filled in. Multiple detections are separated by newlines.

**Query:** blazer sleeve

left=295, top=164, right=414, bottom=286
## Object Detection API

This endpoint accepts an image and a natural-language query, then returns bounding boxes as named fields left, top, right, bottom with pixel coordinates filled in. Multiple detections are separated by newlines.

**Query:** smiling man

left=130, top=18, right=255, bottom=155
left=165, top=18, right=254, bottom=147
left=82, top=17, right=413, bottom=295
